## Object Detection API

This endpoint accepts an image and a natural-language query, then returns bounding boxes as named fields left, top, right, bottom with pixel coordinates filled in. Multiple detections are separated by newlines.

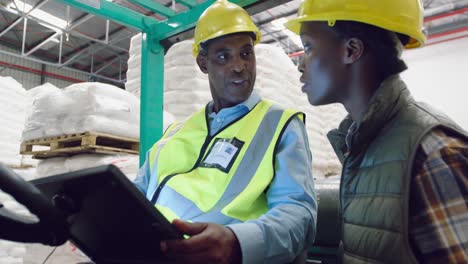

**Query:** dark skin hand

left=160, top=219, right=242, bottom=264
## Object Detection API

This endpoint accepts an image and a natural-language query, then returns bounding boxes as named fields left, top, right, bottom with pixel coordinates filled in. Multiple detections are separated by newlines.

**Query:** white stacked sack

left=63, top=82, right=140, bottom=138
left=0, top=169, right=36, bottom=264
left=125, top=39, right=346, bottom=178
left=36, top=154, right=140, bottom=180
left=0, top=191, right=31, bottom=264
left=22, top=82, right=141, bottom=140
left=125, top=33, right=142, bottom=97
left=0, top=77, right=39, bottom=264
left=0, top=77, right=27, bottom=167
left=22, top=83, right=66, bottom=140
left=163, top=41, right=212, bottom=118
left=125, top=33, right=184, bottom=124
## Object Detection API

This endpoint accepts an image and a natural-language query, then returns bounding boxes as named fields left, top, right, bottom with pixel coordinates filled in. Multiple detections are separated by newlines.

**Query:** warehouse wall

left=0, top=44, right=88, bottom=89
left=402, top=37, right=468, bottom=129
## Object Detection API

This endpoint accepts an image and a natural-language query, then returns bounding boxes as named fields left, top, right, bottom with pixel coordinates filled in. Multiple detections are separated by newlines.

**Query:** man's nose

left=231, top=56, right=245, bottom=73
left=298, top=57, right=305, bottom=73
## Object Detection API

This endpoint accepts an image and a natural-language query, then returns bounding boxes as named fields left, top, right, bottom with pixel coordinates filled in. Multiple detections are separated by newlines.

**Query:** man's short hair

left=329, top=21, right=409, bottom=82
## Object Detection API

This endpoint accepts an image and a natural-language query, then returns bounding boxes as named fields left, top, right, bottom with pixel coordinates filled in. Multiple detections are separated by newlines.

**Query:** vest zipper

left=150, top=135, right=213, bottom=204
left=338, top=154, right=348, bottom=250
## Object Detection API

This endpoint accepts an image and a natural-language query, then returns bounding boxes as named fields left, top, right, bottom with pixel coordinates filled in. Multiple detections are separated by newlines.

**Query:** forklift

left=0, top=163, right=341, bottom=264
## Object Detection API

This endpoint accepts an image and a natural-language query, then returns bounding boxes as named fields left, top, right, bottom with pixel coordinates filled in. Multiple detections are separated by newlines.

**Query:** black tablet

left=31, top=164, right=182, bottom=264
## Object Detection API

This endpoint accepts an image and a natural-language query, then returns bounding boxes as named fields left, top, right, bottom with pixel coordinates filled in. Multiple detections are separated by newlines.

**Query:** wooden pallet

left=20, top=132, right=139, bottom=159
left=7, top=164, right=34, bottom=169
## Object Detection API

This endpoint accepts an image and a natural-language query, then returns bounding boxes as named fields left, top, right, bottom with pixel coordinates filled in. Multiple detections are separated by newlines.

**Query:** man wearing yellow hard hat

left=286, top=0, right=468, bottom=263
left=134, top=0, right=317, bottom=263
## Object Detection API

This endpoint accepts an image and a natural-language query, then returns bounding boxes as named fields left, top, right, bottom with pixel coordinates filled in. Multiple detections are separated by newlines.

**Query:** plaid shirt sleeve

left=409, top=128, right=468, bottom=264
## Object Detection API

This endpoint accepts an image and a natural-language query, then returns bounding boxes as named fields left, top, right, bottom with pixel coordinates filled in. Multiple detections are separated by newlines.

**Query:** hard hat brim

left=193, top=25, right=261, bottom=57
left=284, top=15, right=426, bottom=49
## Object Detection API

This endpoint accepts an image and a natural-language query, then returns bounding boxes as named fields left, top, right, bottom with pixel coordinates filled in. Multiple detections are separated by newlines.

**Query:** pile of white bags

left=163, top=41, right=212, bottom=118
left=0, top=79, right=144, bottom=263
left=125, top=33, right=142, bottom=97
left=126, top=38, right=346, bottom=178
left=0, top=77, right=28, bottom=167
left=0, top=77, right=40, bottom=264
left=36, top=154, right=139, bottom=181
left=126, top=35, right=212, bottom=118
left=22, top=82, right=141, bottom=140
left=0, top=171, right=36, bottom=264
left=125, top=34, right=179, bottom=125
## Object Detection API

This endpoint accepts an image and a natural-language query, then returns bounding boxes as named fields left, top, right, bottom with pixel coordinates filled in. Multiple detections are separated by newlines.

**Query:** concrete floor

left=24, top=243, right=91, bottom=264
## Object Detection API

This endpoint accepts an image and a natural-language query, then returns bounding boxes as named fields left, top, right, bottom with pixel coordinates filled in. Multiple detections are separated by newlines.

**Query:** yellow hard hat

left=284, top=0, right=426, bottom=48
left=192, top=0, right=261, bottom=56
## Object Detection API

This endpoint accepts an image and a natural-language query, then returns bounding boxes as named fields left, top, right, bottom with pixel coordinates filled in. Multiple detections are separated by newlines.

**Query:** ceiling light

left=7, top=0, right=67, bottom=30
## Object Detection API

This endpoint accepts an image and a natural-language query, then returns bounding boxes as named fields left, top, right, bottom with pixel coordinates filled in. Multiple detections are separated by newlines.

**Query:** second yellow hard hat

left=285, top=0, right=426, bottom=48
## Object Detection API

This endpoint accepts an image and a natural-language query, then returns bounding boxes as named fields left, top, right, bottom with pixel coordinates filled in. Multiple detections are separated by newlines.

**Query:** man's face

left=197, top=33, right=256, bottom=111
left=298, top=22, right=347, bottom=106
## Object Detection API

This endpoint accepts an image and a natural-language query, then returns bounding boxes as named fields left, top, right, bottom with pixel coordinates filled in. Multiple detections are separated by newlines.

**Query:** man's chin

left=307, top=94, right=324, bottom=106
left=227, top=89, right=252, bottom=100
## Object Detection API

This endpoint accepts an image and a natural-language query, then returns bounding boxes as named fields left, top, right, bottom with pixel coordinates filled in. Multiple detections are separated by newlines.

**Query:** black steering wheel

left=0, top=164, right=68, bottom=246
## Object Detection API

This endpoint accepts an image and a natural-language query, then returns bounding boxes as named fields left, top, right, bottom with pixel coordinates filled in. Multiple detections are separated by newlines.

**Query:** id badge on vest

left=200, top=138, right=244, bottom=173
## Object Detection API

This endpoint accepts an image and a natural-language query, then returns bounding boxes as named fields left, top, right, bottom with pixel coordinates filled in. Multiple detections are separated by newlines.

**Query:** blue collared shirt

left=134, top=92, right=317, bottom=263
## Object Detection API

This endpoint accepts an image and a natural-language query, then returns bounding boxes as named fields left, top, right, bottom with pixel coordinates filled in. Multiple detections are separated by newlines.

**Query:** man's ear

left=196, top=54, right=208, bottom=74
left=343, top=38, right=364, bottom=64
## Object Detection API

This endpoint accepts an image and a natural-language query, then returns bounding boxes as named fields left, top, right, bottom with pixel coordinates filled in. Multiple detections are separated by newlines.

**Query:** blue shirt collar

left=207, top=91, right=261, bottom=115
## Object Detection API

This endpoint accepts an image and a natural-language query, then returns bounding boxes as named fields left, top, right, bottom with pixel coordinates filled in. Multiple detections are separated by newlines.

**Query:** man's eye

left=242, top=51, right=252, bottom=57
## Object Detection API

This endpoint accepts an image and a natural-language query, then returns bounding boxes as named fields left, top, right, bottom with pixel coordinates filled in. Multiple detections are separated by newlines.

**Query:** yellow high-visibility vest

left=149, top=100, right=304, bottom=223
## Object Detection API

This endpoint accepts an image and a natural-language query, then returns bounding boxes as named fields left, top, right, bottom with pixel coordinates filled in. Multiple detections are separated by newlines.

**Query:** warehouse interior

left=0, top=0, right=467, bottom=263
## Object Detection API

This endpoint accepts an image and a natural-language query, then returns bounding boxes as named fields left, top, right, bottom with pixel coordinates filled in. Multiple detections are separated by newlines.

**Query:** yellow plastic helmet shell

left=284, top=0, right=426, bottom=48
left=192, top=0, right=262, bottom=56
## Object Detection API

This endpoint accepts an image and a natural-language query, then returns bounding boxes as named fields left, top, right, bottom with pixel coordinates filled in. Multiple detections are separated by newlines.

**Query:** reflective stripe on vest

left=148, top=100, right=303, bottom=223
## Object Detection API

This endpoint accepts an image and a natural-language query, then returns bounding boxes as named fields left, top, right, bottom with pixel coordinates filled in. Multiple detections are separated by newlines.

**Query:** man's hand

left=160, top=219, right=242, bottom=264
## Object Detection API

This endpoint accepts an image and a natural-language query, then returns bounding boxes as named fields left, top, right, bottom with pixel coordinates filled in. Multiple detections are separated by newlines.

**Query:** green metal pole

left=140, top=33, right=164, bottom=165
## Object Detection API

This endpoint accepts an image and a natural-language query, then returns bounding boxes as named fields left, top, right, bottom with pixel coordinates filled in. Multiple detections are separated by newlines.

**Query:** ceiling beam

left=263, top=35, right=288, bottom=44
left=127, top=0, right=175, bottom=18
left=159, top=0, right=295, bottom=51
left=93, top=55, right=121, bottom=74
left=25, top=32, right=59, bottom=56
left=61, top=1, right=178, bottom=70
left=0, top=0, right=49, bottom=38
left=67, top=13, right=94, bottom=30
left=428, top=16, right=468, bottom=35
left=0, top=12, right=22, bottom=42
left=56, top=0, right=157, bottom=31
left=0, top=46, right=124, bottom=84
left=255, top=9, right=297, bottom=27
left=61, top=29, right=133, bottom=68
left=0, top=3, right=130, bottom=59
left=244, top=0, right=295, bottom=16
